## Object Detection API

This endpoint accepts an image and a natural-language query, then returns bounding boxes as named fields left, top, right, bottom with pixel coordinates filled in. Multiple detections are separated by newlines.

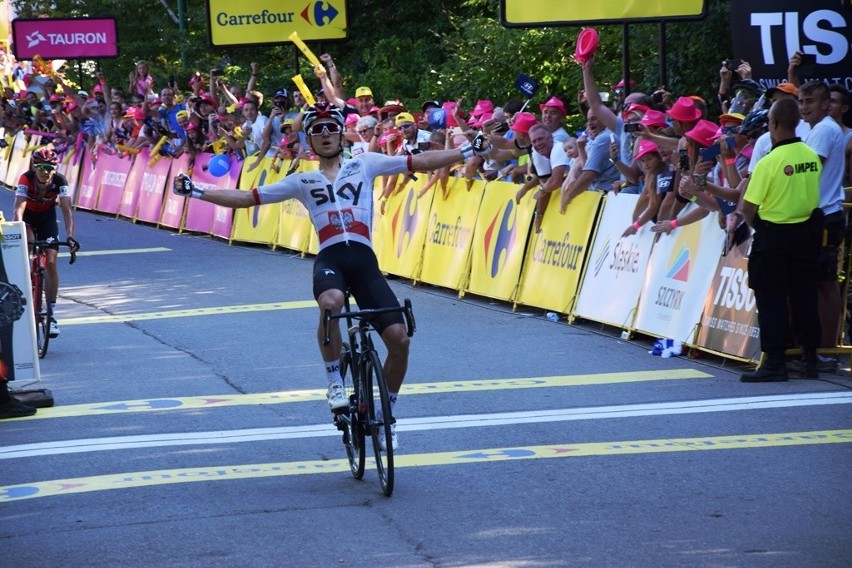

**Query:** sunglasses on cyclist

left=35, top=165, right=56, bottom=172
left=308, top=122, right=342, bottom=136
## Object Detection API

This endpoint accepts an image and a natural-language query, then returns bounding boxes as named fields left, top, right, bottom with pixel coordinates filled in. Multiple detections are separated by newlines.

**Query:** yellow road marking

left=20, top=369, right=712, bottom=420
left=2, top=429, right=847, bottom=502
left=61, top=300, right=317, bottom=325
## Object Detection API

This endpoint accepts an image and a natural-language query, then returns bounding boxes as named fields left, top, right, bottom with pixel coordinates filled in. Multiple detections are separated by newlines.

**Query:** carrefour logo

left=483, top=200, right=518, bottom=278
left=592, top=235, right=611, bottom=277
left=301, top=1, right=340, bottom=27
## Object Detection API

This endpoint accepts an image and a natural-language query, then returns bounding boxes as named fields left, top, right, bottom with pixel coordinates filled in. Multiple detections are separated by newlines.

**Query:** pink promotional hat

left=668, top=96, right=702, bottom=122
left=633, top=140, right=660, bottom=161
left=539, top=96, right=567, bottom=115
left=511, top=112, right=538, bottom=135
left=685, top=119, right=721, bottom=148
left=575, top=27, right=599, bottom=63
left=441, top=101, right=460, bottom=127
left=345, top=113, right=359, bottom=126
left=471, top=99, right=494, bottom=118
left=639, top=109, right=668, bottom=129
left=622, top=102, right=650, bottom=120
left=473, top=112, right=493, bottom=128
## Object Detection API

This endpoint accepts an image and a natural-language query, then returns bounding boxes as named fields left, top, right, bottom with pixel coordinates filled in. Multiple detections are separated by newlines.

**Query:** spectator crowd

left=0, top=42, right=850, bottom=376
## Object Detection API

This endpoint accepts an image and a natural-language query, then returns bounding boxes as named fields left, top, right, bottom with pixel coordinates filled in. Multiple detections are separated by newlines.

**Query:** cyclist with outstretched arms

left=13, top=148, right=79, bottom=338
left=174, top=102, right=491, bottom=450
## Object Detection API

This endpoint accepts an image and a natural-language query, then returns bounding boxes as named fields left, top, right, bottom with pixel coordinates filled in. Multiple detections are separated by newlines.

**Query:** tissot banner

left=730, top=0, right=852, bottom=91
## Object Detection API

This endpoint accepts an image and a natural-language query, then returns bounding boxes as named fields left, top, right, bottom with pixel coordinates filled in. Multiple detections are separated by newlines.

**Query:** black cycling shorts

left=22, top=209, right=60, bottom=250
left=312, top=242, right=403, bottom=334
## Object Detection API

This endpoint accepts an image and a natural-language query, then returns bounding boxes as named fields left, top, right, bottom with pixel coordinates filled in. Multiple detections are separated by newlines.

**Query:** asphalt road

left=1, top=187, right=851, bottom=568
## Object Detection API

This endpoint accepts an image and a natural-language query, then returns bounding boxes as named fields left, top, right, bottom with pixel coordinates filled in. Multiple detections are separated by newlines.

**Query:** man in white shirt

left=799, top=80, right=846, bottom=371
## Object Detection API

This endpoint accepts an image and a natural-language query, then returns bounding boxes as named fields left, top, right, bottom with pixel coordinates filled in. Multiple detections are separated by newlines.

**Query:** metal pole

left=178, top=0, right=188, bottom=68
left=622, top=23, right=631, bottom=104
left=659, top=21, right=668, bottom=90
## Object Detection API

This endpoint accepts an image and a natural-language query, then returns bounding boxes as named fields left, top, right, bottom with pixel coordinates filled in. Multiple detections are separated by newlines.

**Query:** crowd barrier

left=8, top=127, right=825, bottom=365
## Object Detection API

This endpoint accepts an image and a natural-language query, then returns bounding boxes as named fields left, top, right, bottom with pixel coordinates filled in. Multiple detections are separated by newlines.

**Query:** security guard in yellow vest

left=739, top=98, right=823, bottom=381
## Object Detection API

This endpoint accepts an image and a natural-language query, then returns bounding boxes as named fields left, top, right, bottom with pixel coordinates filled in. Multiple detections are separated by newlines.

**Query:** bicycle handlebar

left=323, top=300, right=416, bottom=346
left=32, top=239, right=78, bottom=265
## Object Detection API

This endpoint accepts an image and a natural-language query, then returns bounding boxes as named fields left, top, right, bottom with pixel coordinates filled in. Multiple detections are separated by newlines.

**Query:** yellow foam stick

left=33, top=54, right=58, bottom=79
left=23, top=143, right=48, bottom=156
left=115, top=144, right=141, bottom=154
left=288, top=31, right=325, bottom=74
left=291, top=74, right=316, bottom=106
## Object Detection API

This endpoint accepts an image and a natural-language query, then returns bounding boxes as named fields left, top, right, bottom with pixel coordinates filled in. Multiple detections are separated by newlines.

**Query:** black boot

left=741, top=358, right=789, bottom=382
left=0, top=397, right=37, bottom=419
left=801, top=349, right=819, bottom=379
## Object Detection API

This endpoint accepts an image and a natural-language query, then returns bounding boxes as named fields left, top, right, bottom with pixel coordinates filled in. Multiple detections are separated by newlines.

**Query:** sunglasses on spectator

left=721, top=125, right=739, bottom=134
left=397, top=123, right=414, bottom=130
left=34, top=165, right=55, bottom=172
left=308, top=123, right=342, bottom=136
left=356, top=128, right=371, bottom=135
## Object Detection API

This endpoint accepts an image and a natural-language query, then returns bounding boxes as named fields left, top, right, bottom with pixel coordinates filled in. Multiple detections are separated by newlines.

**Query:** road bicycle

left=323, top=293, right=415, bottom=497
left=31, top=238, right=77, bottom=358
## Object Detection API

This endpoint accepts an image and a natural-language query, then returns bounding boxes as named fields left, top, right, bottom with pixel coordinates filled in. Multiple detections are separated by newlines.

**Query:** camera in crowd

left=623, top=122, right=641, bottom=133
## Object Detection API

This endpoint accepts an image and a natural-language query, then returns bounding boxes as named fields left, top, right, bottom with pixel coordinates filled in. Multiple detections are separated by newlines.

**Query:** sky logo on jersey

left=300, top=1, right=339, bottom=27
left=483, top=200, right=518, bottom=277
left=392, top=189, right=420, bottom=259
left=592, top=234, right=612, bottom=277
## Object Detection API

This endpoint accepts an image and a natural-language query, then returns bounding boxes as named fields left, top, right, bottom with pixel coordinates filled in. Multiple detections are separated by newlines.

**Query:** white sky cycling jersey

left=255, top=152, right=412, bottom=250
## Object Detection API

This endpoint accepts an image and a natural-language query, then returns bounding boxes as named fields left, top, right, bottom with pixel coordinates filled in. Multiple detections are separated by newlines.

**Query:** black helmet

left=302, top=102, right=345, bottom=134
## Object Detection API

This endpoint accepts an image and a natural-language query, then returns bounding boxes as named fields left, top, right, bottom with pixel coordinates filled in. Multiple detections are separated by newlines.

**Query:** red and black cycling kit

left=16, top=170, right=72, bottom=241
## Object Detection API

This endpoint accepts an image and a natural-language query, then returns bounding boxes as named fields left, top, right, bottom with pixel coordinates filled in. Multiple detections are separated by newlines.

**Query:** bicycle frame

left=322, top=292, right=415, bottom=496
left=29, top=239, right=76, bottom=358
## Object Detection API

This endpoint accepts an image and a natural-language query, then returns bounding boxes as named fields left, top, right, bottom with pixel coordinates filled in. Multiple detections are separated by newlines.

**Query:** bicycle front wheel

left=365, top=349, right=394, bottom=496
left=34, top=273, right=51, bottom=358
left=340, top=342, right=365, bottom=480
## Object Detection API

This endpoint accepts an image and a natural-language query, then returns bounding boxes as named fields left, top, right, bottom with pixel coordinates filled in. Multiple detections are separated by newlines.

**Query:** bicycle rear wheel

left=365, top=349, right=394, bottom=496
left=34, top=273, right=51, bottom=358
left=340, top=342, right=365, bottom=479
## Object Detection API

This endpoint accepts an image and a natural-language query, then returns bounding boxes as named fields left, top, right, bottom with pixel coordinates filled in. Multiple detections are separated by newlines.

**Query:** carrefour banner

left=467, top=181, right=535, bottom=302
left=515, top=191, right=601, bottom=313
left=695, top=236, right=761, bottom=362
left=276, top=160, right=318, bottom=253
left=420, top=177, right=484, bottom=290
left=376, top=180, right=430, bottom=280
left=232, top=157, right=279, bottom=246
left=574, top=193, right=655, bottom=329
left=731, top=0, right=851, bottom=91
left=208, top=0, right=347, bottom=47
left=633, top=209, right=725, bottom=343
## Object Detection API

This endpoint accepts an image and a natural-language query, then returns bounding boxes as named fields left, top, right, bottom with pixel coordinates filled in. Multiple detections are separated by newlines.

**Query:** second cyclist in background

left=13, top=147, right=79, bottom=338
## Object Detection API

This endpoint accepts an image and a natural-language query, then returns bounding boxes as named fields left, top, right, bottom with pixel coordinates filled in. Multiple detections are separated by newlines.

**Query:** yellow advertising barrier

left=515, top=191, right=602, bottom=313
left=420, top=177, right=485, bottom=291
left=231, top=156, right=280, bottom=246
left=276, top=159, right=318, bottom=254
left=466, top=181, right=536, bottom=302
left=375, top=176, right=430, bottom=280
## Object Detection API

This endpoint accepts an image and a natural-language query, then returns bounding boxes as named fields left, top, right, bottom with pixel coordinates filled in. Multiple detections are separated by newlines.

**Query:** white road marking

left=3, top=392, right=850, bottom=460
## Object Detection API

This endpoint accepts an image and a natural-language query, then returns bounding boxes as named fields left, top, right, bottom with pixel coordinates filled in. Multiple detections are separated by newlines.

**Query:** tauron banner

left=12, top=18, right=118, bottom=60
left=208, top=0, right=347, bottom=47
left=730, top=0, right=852, bottom=91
